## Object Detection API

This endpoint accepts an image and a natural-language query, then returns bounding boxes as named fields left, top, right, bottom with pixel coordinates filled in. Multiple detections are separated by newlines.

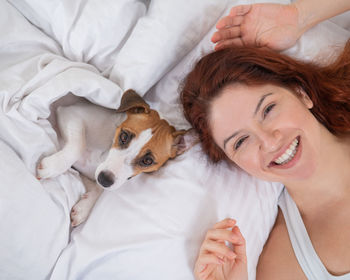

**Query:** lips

left=268, top=136, right=301, bottom=168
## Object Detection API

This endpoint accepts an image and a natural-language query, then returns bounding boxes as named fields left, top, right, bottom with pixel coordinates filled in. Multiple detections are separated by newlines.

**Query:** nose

left=97, top=170, right=115, bottom=188
left=259, top=129, right=282, bottom=152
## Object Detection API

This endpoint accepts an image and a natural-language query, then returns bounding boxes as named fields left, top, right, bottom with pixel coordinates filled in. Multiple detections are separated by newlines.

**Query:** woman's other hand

left=211, top=3, right=300, bottom=52
left=194, top=218, right=248, bottom=280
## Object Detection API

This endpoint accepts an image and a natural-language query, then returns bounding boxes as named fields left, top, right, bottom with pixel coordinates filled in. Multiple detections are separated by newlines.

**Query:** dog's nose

left=97, top=170, right=115, bottom=188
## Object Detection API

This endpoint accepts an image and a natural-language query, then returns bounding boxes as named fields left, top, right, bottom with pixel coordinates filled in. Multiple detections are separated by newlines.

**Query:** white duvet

left=0, top=0, right=349, bottom=279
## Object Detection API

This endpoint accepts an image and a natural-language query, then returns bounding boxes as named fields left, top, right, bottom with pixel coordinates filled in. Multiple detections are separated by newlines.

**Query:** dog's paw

left=70, top=192, right=97, bottom=227
left=37, top=152, right=71, bottom=179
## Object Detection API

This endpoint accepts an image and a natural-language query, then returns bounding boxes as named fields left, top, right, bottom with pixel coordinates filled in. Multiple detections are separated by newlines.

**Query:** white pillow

left=8, top=0, right=148, bottom=72
left=8, top=0, right=227, bottom=95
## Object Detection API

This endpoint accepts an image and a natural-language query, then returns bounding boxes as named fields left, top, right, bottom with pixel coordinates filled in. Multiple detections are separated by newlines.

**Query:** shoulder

left=256, top=208, right=306, bottom=280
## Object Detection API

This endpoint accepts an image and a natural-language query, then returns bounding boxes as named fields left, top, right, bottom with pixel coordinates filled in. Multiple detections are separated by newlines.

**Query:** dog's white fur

left=95, top=129, right=153, bottom=187
left=38, top=100, right=130, bottom=225
left=39, top=101, right=125, bottom=179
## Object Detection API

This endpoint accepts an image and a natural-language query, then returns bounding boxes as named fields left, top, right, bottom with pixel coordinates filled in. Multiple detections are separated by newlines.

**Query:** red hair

left=180, top=40, right=350, bottom=163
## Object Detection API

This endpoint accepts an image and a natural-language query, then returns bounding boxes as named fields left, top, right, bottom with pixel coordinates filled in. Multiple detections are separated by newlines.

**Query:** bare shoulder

left=256, top=208, right=306, bottom=280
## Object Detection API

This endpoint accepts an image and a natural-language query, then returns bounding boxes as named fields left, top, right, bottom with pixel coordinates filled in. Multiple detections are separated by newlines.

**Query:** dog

left=37, top=90, right=196, bottom=226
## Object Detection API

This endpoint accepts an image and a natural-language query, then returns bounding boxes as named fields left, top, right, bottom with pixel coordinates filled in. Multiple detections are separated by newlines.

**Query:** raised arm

left=295, top=0, right=350, bottom=33
left=212, top=0, right=350, bottom=51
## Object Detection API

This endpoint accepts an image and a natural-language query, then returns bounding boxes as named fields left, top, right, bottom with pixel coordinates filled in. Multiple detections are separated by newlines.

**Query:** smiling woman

left=181, top=41, right=350, bottom=164
left=180, top=40, right=350, bottom=279
left=208, top=83, right=317, bottom=183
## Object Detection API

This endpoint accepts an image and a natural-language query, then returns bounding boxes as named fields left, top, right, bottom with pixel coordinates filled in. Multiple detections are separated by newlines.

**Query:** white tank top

left=278, top=188, right=350, bottom=279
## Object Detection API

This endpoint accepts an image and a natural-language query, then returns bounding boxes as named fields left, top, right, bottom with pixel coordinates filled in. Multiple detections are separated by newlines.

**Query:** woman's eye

left=119, top=131, right=129, bottom=145
left=263, top=104, right=275, bottom=118
left=234, top=136, right=248, bottom=150
left=140, top=156, right=154, bottom=167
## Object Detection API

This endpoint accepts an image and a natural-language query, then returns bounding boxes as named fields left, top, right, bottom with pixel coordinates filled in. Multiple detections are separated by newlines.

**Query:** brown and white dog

left=37, top=90, right=196, bottom=226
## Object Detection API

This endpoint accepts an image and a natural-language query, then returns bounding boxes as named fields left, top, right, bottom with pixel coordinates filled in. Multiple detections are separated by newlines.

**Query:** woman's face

left=209, top=83, right=321, bottom=183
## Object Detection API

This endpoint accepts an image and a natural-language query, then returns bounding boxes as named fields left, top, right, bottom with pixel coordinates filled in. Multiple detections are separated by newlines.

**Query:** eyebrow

left=254, top=92, right=273, bottom=116
left=223, top=131, right=240, bottom=150
left=223, top=92, right=274, bottom=150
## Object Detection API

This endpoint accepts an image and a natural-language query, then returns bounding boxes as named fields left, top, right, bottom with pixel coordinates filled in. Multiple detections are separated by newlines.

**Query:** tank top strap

left=278, top=187, right=350, bottom=280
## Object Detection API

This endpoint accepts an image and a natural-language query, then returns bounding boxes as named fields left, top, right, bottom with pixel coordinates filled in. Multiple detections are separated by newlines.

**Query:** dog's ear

left=116, top=89, right=150, bottom=114
left=171, top=128, right=199, bottom=157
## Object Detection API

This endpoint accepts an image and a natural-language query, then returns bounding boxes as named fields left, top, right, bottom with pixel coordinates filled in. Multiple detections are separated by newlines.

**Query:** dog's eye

left=140, top=156, right=154, bottom=167
left=119, top=131, right=129, bottom=145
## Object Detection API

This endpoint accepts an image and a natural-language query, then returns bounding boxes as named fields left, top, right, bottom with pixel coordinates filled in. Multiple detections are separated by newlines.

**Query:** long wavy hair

left=180, top=40, right=350, bottom=163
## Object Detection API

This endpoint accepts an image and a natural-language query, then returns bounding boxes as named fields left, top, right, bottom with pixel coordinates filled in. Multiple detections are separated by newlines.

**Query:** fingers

left=197, top=253, right=226, bottom=267
left=194, top=254, right=224, bottom=280
left=194, top=219, right=237, bottom=279
left=212, top=4, right=253, bottom=49
left=229, top=4, right=252, bottom=17
left=200, top=219, right=239, bottom=260
left=230, top=226, right=247, bottom=264
left=212, top=217, right=236, bottom=229
left=201, top=219, right=246, bottom=261
left=211, top=26, right=241, bottom=43
left=195, top=219, right=237, bottom=264
left=214, top=38, right=244, bottom=51
left=215, top=4, right=252, bottom=30
left=201, top=239, right=237, bottom=259
left=194, top=219, right=248, bottom=280
left=204, top=228, right=239, bottom=242
left=215, top=14, right=244, bottom=30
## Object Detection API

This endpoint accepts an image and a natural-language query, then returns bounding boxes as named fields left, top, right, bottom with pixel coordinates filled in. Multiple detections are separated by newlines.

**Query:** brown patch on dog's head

left=112, top=109, right=174, bottom=175
left=112, top=90, right=198, bottom=178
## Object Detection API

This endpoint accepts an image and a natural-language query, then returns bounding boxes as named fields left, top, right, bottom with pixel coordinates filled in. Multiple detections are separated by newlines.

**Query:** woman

left=180, top=40, right=350, bottom=279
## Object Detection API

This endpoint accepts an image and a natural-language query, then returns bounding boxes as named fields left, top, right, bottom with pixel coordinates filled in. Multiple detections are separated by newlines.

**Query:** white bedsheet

left=0, top=0, right=349, bottom=279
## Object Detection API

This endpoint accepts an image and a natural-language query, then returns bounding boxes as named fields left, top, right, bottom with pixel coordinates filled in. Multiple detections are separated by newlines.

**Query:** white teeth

left=274, top=138, right=299, bottom=165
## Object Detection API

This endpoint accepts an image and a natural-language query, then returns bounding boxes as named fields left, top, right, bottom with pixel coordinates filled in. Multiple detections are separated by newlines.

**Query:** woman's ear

left=298, top=88, right=313, bottom=109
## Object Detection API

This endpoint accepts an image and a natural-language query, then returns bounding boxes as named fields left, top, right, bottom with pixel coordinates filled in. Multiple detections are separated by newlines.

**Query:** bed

left=0, top=0, right=349, bottom=279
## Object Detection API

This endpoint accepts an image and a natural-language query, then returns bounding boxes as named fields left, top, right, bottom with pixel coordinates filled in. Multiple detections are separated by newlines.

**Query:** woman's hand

left=194, top=218, right=248, bottom=280
left=211, top=3, right=301, bottom=52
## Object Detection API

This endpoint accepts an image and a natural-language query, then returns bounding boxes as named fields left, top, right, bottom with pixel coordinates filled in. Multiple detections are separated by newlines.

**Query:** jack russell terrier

left=37, top=90, right=196, bottom=226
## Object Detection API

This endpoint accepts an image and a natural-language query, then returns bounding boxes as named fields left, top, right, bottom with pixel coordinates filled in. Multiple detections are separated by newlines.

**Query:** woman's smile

left=268, top=136, right=302, bottom=169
